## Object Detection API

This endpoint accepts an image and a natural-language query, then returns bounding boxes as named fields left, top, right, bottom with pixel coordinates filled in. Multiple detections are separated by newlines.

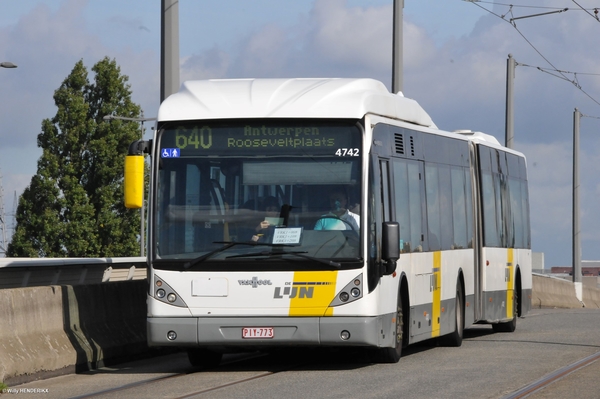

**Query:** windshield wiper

left=183, top=241, right=294, bottom=269
left=225, top=250, right=341, bottom=268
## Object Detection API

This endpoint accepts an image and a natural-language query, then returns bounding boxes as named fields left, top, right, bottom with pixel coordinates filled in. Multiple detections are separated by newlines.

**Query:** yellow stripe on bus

left=432, top=251, right=441, bottom=338
left=289, top=271, right=338, bottom=317
left=506, top=248, right=514, bottom=319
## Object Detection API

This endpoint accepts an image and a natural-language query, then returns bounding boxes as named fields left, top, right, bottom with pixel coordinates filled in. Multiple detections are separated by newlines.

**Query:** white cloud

left=403, top=22, right=436, bottom=70
left=182, top=0, right=394, bottom=81
left=233, top=24, right=292, bottom=78
left=181, top=47, right=230, bottom=81
left=309, top=0, right=391, bottom=73
left=519, top=142, right=572, bottom=251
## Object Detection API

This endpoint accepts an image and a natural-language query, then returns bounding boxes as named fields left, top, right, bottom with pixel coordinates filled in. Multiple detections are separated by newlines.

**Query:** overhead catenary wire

left=571, top=0, right=600, bottom=22
left=517, top=64, right=600, bottom=77
left=510, top=8, right=568, bottom=22
left=579, top=112, right=600, bottom=120
left=466, top=0, right=600, bottom=108
left=465, top=1, right=597, bottom=13
left=517, top=63, right=600, bottom=90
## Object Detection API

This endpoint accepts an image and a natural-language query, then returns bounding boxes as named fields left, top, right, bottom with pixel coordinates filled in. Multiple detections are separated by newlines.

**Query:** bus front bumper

left=147, top=315, right=395, bottom=349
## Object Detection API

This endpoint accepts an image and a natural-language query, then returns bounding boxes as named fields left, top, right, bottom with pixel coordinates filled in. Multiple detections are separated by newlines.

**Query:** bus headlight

left=329, top=273, right=363, bottom=307
left=152, top=276, right=187, bottom=307
left=339, top=292, right=350, bottom=302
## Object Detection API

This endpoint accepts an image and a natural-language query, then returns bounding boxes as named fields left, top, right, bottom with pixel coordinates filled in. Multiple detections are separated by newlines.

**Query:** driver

left=314, top=188, right=359, bottom=231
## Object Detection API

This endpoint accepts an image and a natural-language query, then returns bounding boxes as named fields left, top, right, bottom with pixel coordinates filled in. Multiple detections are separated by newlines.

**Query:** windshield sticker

left=272, top=227, right=303, bottom=245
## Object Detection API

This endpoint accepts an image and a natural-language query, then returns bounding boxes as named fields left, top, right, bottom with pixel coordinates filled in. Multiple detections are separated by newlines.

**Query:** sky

left=1, top=0, right=599, bottom=268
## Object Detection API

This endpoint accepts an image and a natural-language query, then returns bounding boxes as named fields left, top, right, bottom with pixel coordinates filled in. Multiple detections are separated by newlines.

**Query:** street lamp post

left=0, top=62, right=17, bottom=255
left=103, top=114, right=156, bottom=257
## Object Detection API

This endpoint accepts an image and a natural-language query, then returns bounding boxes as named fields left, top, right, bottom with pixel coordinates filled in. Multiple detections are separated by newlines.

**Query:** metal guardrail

left=0, top=257, right=147, bottom=289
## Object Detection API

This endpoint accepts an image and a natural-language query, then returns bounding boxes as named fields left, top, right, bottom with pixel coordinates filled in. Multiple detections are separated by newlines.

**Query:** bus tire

left=373, top=290, right=404, bottom=363
left=492, top=290, right=517, bottom=333
left=439, top=281, right=464, bottom=347
left=187, top=348, right=223, bottom=369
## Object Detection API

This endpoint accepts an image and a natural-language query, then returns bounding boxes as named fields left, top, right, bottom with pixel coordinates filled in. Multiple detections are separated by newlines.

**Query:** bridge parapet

left=0, top=257, right=147, bottom=289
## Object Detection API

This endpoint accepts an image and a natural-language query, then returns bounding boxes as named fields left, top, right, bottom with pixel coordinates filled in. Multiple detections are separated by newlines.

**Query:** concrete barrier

left=582, top=282, right=600, bottom=308
left=531, top=274, right=600, bottom=309
left=0, top=280, right=147, bottom=385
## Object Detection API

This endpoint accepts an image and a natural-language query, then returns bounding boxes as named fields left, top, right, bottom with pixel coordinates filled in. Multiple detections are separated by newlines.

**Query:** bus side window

left=451, top=166, right=469, bottom=250
left=392, top=159, right=424, bottom=253
left=425, top=163, right=442, bottom=251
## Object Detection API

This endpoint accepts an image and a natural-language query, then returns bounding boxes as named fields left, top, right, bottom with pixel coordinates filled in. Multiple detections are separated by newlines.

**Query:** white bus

left=124, top=78, right=532, bottom=368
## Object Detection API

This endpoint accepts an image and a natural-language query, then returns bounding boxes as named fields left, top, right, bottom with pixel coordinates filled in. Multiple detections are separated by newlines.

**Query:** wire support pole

left=505, top=54, right=516, bottom=149
left=161, top=0, right=180, bottom=103
left=391, top=0, right=404, bottom=94
left=572, top=108, right=582, bottom=291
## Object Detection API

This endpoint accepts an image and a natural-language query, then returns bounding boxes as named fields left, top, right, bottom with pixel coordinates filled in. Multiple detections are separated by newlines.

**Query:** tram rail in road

left=9, top=308, right=600, bottom=399
left=502, top=350, right=600, bottom=399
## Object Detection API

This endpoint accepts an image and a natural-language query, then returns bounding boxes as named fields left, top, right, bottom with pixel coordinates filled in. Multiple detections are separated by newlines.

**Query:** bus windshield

left=154, top=120, right=363, bottom=269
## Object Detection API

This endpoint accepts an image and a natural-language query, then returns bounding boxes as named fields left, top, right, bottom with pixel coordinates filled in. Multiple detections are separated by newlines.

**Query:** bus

left=124, top=78, right=532, bottom=368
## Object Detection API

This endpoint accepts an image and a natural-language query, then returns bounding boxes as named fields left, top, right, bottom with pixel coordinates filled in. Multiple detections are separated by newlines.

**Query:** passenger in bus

left=314, top=188, right=359, bottom=231
left=252, top=196, right=282, bottom=241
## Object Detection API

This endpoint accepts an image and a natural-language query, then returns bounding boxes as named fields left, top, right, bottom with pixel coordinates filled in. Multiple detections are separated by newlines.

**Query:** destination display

left=159, top=121, right=361, bottom=156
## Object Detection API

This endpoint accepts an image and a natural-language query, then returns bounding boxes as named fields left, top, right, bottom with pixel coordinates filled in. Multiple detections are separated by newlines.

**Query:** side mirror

left=382, top=221, right=400, bottom=275
left=124, top=155, right=144, bottom=209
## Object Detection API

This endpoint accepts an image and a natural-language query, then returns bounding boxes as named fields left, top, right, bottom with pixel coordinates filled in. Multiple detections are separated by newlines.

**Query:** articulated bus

left=124, top=78, right=532, bottom=367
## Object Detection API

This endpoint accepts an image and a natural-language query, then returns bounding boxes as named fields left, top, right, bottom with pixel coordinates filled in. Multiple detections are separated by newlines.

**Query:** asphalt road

left=10, top=308, right=600, bottom=399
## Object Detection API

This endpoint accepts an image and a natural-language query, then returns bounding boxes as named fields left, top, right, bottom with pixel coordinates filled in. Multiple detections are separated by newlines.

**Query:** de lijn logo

left=273, top=285, right=314, bottom=299
left=239, top=278, right=331, bottom=299
left=273, top=281, right=332, bottom=299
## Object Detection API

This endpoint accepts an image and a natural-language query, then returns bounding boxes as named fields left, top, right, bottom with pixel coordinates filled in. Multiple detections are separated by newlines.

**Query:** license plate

left=242, top=327, right=274, bottom=339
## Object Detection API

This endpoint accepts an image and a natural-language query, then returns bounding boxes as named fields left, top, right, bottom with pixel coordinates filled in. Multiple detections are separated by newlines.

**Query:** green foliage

left=7, top=57, right=143, bottom=257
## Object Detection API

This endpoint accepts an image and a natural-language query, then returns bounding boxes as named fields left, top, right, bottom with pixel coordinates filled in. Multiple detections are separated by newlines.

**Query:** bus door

left=379, top=159, right=392, bottom=223
left=470, top=142, right=483, bottom=322
left=368, top=127, right=394, bottom=291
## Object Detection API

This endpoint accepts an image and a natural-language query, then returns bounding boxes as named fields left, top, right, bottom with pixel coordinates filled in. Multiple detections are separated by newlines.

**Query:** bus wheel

left=187, top=348, right=223, bottom=369
left=373, top=291, right=403, bottom=363
left=440, top=281, right=464, bottom=347
left=492, top=290, right=517, bottom=333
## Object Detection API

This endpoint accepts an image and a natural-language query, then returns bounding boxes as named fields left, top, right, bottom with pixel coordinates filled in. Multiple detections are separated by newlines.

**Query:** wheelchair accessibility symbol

left=161, top=148, right=180, bottom=158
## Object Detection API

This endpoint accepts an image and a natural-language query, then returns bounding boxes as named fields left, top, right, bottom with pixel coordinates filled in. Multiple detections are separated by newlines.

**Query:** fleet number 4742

left=335, top=148, right=359, bottom=156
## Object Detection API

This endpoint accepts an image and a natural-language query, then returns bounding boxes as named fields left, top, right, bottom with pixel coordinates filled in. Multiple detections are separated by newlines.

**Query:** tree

left=7, top=57, right=143, bottom=257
